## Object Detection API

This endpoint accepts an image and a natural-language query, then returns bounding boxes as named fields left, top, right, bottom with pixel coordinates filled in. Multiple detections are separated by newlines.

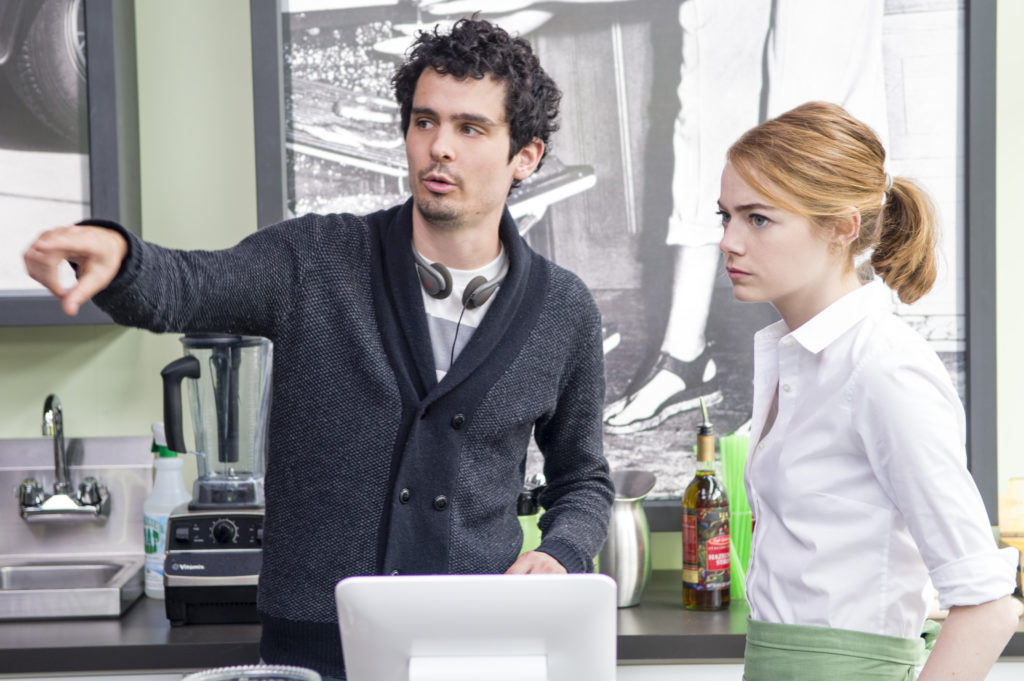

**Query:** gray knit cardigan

left=90, top=199, right=613, bottom=677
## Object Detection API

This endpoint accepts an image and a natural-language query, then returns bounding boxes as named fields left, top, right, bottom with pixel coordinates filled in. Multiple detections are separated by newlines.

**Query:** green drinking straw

left=719, top=433, right=751, bottom=600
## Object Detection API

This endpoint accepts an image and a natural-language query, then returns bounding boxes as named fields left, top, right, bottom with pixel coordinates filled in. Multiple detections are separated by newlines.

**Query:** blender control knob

left=211, top=519, right=238, bottom=544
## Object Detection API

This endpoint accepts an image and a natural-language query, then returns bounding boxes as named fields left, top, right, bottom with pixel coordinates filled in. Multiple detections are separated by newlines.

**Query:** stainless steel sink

left=0, top=556, right=144, bottom=620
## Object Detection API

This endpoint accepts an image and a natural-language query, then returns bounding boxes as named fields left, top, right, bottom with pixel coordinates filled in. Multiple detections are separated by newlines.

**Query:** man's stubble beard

left=415, top=195, right=468, bottom=232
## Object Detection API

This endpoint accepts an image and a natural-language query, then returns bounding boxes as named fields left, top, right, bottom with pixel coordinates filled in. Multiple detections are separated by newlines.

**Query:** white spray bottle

left=143, top=422, right=191, bottom=599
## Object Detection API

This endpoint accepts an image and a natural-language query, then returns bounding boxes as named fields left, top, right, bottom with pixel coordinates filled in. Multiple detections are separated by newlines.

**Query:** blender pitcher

left=160, top=334, right=273, bottom=509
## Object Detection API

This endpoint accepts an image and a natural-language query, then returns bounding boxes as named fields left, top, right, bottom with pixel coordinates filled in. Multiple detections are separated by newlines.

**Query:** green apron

left=743, top=618, right=941, bottom=681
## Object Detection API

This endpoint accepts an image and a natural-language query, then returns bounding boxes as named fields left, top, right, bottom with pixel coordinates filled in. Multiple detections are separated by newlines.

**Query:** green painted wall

left=0, top=1, right=256, bottom=444
left=996, top=0, right=1024, bottom=494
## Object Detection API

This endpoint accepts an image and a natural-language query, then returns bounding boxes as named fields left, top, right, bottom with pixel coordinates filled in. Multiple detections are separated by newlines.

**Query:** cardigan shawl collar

left=367, top=198, right=548, bottom=574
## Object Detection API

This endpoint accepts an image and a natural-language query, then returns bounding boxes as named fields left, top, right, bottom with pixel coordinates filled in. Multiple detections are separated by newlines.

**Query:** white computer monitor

left=335, top=573, right=617, bottom=681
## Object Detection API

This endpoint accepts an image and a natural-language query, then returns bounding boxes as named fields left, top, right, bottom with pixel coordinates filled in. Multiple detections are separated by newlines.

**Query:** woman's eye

left=716, top=210, right=730, bottom=225
left=751, top=214, right=769, bottom=228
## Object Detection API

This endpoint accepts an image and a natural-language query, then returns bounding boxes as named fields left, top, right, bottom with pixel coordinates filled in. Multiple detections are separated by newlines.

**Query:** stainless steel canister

left=597, top=469, right=657, bottom=607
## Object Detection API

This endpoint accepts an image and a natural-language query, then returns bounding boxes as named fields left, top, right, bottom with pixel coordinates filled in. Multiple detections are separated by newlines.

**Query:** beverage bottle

left=143, top=423, right=191, bottom=599
left=682, top=400, right=730, bottom=610
left=517, top=474, right=546, bottom=556
left=517, top=486, right=544, bottom=555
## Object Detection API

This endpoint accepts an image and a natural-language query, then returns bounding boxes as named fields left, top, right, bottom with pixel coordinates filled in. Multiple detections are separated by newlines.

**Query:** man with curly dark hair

left=392, top=17, right=561, bottom=188
left=24, top=17, right=613, bottom=680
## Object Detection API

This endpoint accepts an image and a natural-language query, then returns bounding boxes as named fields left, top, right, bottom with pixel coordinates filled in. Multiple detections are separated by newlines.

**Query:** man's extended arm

left=25, top=217, right=314, bottom=339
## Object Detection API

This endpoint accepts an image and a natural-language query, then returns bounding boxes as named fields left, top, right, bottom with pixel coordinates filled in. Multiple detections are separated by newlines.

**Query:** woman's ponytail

left=869, top=176, right=938, bottom=304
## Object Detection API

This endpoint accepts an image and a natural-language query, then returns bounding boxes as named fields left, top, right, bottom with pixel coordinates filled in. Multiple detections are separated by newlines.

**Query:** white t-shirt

left=418, top=246, right=508, bottom=382
left=744, top=280, right=1018, bottom=639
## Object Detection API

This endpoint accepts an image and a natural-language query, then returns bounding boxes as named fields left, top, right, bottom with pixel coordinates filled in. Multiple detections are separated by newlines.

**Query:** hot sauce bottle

left=682, top=399, right=730, bottom=610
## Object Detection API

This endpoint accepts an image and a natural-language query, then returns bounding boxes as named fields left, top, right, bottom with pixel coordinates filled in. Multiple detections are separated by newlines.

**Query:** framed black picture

left=0, top=0, right=139, bottom=326
left=250, top=0, right=999, bottom=525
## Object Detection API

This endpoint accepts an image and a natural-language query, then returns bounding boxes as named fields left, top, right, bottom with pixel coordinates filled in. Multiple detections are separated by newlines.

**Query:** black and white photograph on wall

left=0, top=0, right=89, bottom=295
left=278, top=0, right=966, bottom=498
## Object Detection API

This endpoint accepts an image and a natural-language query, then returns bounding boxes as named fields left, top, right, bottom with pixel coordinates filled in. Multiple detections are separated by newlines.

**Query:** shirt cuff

left=930, top=546, right=1019, bottom=609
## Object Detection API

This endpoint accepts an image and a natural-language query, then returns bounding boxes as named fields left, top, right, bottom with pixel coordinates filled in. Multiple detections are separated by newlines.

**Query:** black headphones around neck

left=412, top=247, right=508, bottom=310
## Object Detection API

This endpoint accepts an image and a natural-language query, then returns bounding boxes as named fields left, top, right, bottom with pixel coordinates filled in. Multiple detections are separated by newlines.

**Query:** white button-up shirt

left=744, top=281, right=1018, bottom=639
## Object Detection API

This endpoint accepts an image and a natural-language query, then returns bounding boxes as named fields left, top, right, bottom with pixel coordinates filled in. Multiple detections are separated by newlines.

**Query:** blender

left=159, top=334, right=273, bottom=625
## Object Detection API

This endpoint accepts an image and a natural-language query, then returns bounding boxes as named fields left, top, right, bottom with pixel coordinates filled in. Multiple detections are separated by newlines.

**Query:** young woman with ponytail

left=718, top=101, right=1021, bottom=680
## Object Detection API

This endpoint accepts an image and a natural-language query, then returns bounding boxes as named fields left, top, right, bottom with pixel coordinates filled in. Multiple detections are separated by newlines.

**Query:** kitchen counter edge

left=1, top=570, right=1021, bottom=674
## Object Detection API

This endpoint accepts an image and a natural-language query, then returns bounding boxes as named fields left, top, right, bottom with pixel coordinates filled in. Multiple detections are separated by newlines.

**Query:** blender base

left=163, top=507, right=264, bottom=626
left=165, top=584, right=259, bottom=626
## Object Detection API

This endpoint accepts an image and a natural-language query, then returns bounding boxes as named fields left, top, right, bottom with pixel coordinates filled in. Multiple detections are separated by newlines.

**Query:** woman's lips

left=726, top=266, right=751, bottom=280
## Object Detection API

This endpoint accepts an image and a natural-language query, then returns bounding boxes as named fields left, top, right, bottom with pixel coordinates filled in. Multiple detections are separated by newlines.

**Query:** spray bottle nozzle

left=151, top=422, right=178, bottom=458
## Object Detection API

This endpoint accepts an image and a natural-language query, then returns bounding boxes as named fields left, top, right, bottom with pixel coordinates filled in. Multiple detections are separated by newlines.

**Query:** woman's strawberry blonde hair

left=726, top=101, right=938, bottom=304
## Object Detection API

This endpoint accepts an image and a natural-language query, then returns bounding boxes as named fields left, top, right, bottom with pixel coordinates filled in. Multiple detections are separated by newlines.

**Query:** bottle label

left=682, top=507, right=730, bottom=590
left=144, top=513, right=169, bottom=577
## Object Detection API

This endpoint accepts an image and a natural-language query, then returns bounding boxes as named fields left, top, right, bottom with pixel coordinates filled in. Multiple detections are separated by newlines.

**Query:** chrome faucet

left=43, top=395, right=71, bottom=494
left=19, top=394, right=109, bottom=522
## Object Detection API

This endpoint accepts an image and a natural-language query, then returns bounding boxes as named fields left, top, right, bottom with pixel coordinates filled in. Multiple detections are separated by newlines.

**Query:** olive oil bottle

left=682, top=399, right=730, bottom=610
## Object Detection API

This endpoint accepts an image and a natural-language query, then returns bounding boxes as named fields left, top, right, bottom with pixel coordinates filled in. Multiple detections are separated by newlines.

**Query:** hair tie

left=881, top=172, right=893, bottom=206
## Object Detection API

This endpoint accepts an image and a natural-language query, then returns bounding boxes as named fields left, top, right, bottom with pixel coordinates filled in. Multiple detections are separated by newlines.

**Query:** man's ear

left=512, top=138, right=544, bottom=181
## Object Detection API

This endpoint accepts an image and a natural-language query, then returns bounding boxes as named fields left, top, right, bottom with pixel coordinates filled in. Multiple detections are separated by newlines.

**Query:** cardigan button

left=451, top=413, right=466, bottom=430
left=433, top=495, right=448, bottom=511
left=399, top=488, right=411, bottom=504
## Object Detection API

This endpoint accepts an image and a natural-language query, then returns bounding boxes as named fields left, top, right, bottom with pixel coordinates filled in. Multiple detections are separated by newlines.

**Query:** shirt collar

left=754, top=279, right=891, bottom=355
left=789, top=279, right=890, bottom=354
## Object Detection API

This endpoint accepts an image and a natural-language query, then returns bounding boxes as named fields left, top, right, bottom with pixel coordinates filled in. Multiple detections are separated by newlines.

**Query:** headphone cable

left=449, top=303, right=469, bottom=373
